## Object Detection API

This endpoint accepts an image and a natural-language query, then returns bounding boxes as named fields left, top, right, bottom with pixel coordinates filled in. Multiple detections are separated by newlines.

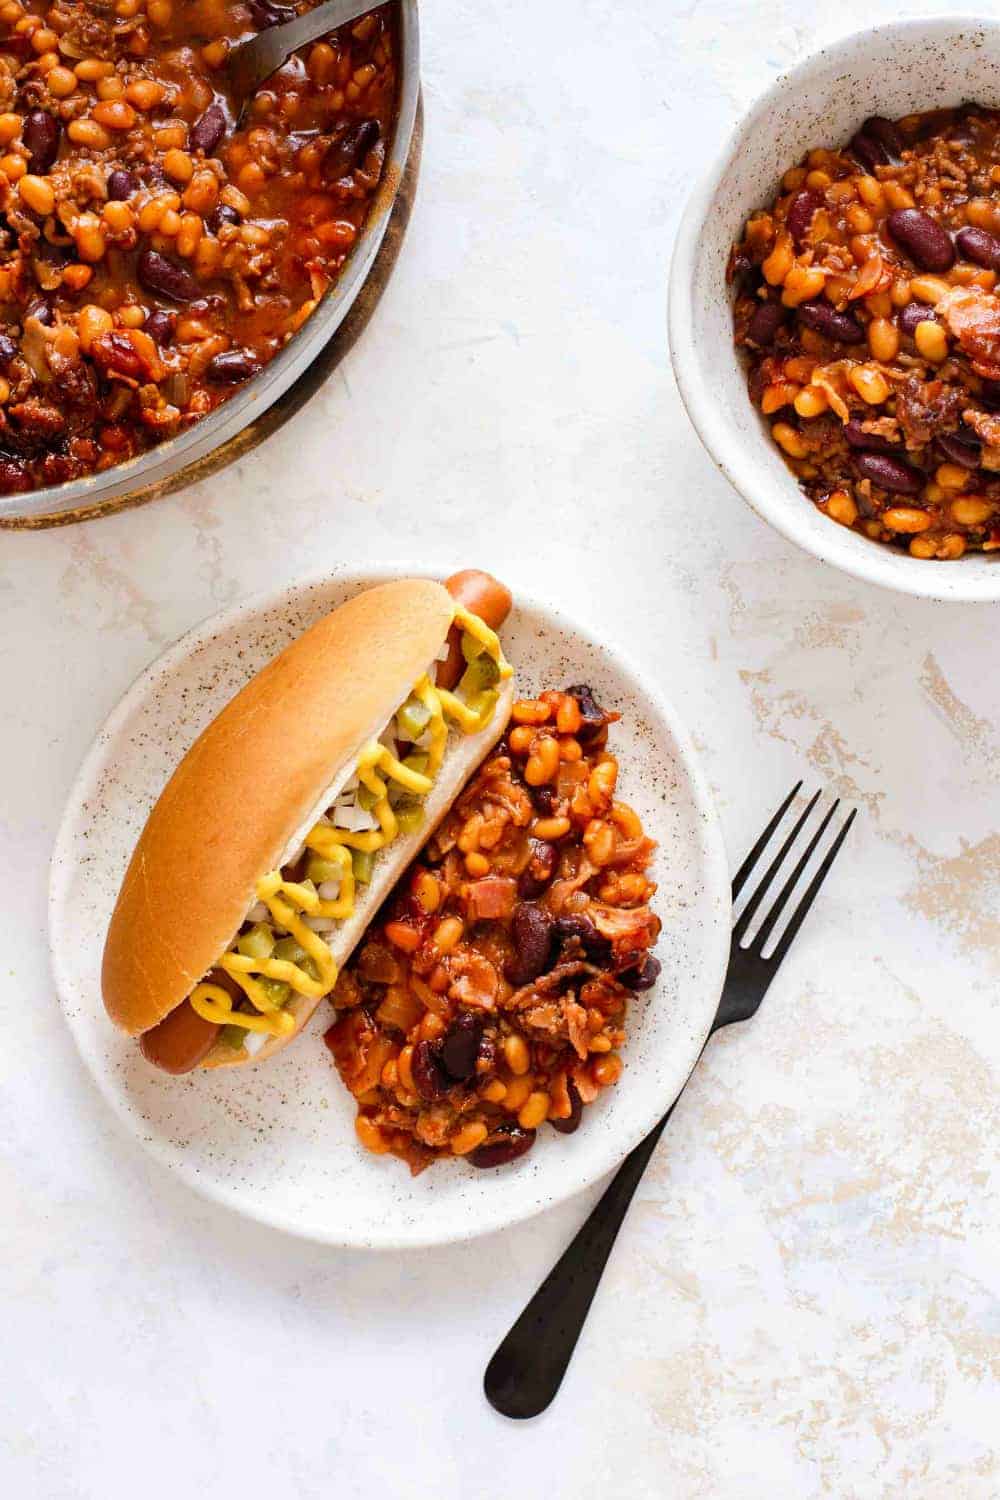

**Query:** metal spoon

left=227, top=0, right=379, bottom=122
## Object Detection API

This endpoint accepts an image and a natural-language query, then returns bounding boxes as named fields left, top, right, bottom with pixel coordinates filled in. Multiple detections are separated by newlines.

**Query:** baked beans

left=326, top=685, right=663, bottom=1175
left=732, top=106, right=1000, bottom=559
left=0, top=0, right=396, bottom=495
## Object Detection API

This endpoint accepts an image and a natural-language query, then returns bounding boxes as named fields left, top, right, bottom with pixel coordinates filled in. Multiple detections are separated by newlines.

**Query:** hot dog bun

left=102, top=577, right=514, bottom=1065
left=200, top=690, right=513, bottom=1069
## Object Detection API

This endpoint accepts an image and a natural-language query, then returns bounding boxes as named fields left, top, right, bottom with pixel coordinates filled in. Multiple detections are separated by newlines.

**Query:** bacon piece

left=939, top=286, right=1000, bottom=379
left=507, top=960, right=601, bottom=1012
left=963, top=407, right=1000, bottom=469
left=464, top=876, right=517, bottom=922
left=588, top=902, right=660, bottom=966
left=447, top=950, right=500, bottom=1010
left=355, top=941, right=401, bottom=986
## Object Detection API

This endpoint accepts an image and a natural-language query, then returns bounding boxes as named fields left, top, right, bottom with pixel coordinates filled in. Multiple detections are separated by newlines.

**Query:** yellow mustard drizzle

left=189, top=982, right=290, bottom=1036
left=191, top=611, right=510, bottom=1043
left=452, top=604, right=513, bottom=679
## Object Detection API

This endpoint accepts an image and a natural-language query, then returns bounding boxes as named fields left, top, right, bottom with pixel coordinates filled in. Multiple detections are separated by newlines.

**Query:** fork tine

left=731, top=782, right=803, bottom=899
left=732, top=786, right=822, bottom=943
left=750, top=798, right=841, bottom=954
left=767, top=807, right=857, bottom=968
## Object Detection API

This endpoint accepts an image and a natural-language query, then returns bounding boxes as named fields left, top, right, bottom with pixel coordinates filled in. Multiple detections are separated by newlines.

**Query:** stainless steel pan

left=0, top=0, right=419, bottom=527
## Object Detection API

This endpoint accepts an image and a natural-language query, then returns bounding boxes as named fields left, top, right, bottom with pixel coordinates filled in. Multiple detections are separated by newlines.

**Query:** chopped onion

left=333, top=802, right=378, bottom=832
left=244, top=1030, right=269, bottom=1057
left=318, top=879, right=341, bottom=900
left=304, top=914, right=336, bottom=933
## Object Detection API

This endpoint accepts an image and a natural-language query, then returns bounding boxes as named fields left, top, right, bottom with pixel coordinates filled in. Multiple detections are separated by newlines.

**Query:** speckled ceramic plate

left=49, top=568, right=730, bottom=1249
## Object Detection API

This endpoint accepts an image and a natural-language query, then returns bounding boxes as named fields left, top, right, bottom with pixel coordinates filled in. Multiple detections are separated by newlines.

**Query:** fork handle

left=483, top=1100, right=677, bottom=1419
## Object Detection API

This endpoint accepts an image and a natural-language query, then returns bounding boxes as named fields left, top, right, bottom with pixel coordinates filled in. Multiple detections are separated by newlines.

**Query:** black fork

left=483, top=784, right=857, bottom=1420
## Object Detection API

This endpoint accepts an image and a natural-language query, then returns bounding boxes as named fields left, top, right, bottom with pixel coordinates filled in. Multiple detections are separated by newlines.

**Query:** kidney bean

left=936, top=430, right=982, bottom=468
left=549, top=1079, right=583, bottom=1135
left=35, top=238, right=69, bottom=266
left=411, top=1039, right=450, bottom=1101
left=854, top=451, right=923, bottom=494
left=208, top=203, right=241, bottom=233
left=518, top=839, right=558, bottom=899
left=621, top=954, right=662, bottom=992
left=137, top=248, right=199, bottom=303
left=142, top=163, right=169, bottom=191
left=0, top=333, right=17, bottom=364
left=980, top=380, right=1000, bottom=412
left=529, top=784, right=557, bottom=817
left=564, top=683, right=606, bottom=743
left=22, top=109, right=60, bottom=173
left=843, top=419, right=896, bottom=453
left=324, top=119, right=380, bottom=179
left=554, top=914, right=612, bottom=967
left=956, top=225, right=1000, bottom=271
left=106, top=168, right=136, bottom=201
left=849, top=131, right=890, bottom=174
left=24, top=297, right=52, bottom=326
left=248, top=0, right=295, bottom=25
left=205, top=349, right=262, bottom=383
left=506, top=903, right=554, bottom=986
left=469, top=1124, right=537, bottom=1169
left=91, top=330, right=144, bottom=380
left=796, top=300, right=865, bottom=344
left=862, top=115, right=904, bottom=158
left=729, top=248, right=755, bottom=287
left=190, top=103, right=227, bottom=157
left=887, top=208, right=955, bottom=272
left=899, top=302, right=937, bottom=336
left=143, top=309, right=176, bottom=346
left=746, top=298, right=787, bottom=347
left=786, top=189, right=821, bottom=250
left=440, top=1012, right=483, bottom=1082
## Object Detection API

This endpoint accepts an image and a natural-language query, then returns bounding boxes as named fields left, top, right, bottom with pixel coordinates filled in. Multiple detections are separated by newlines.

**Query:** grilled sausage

left=438, top=570, right=513, bottom=690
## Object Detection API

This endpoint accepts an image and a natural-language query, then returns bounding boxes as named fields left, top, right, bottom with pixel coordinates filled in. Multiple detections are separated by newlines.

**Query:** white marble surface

left=3, top=1, right=998, bottom=1494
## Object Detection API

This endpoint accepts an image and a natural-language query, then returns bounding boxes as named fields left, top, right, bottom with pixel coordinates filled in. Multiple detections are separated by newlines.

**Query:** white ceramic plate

left=49, top=568, right=730, bottom=1249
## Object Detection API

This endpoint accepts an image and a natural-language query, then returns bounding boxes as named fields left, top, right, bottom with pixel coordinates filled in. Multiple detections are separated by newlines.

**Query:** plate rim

left=48, top=564, right=731, bottom=1250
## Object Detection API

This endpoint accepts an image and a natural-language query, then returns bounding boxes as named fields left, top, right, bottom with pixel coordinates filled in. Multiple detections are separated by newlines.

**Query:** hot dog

left=103, top=572, right=515, bottom=1074
left=437, top=570, right=514, bottom=691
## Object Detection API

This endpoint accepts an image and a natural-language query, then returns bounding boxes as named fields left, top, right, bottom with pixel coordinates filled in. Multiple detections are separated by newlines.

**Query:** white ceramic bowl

left=670, top=15, right=1000, bottom=603
left=49, top=568, right=730, bottom=1249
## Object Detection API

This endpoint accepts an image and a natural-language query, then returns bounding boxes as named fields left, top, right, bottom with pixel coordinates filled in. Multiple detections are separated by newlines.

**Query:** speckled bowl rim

left=669, top=13, right=1000, bottom=604
left=47, top=565, right=731, bottom=1250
